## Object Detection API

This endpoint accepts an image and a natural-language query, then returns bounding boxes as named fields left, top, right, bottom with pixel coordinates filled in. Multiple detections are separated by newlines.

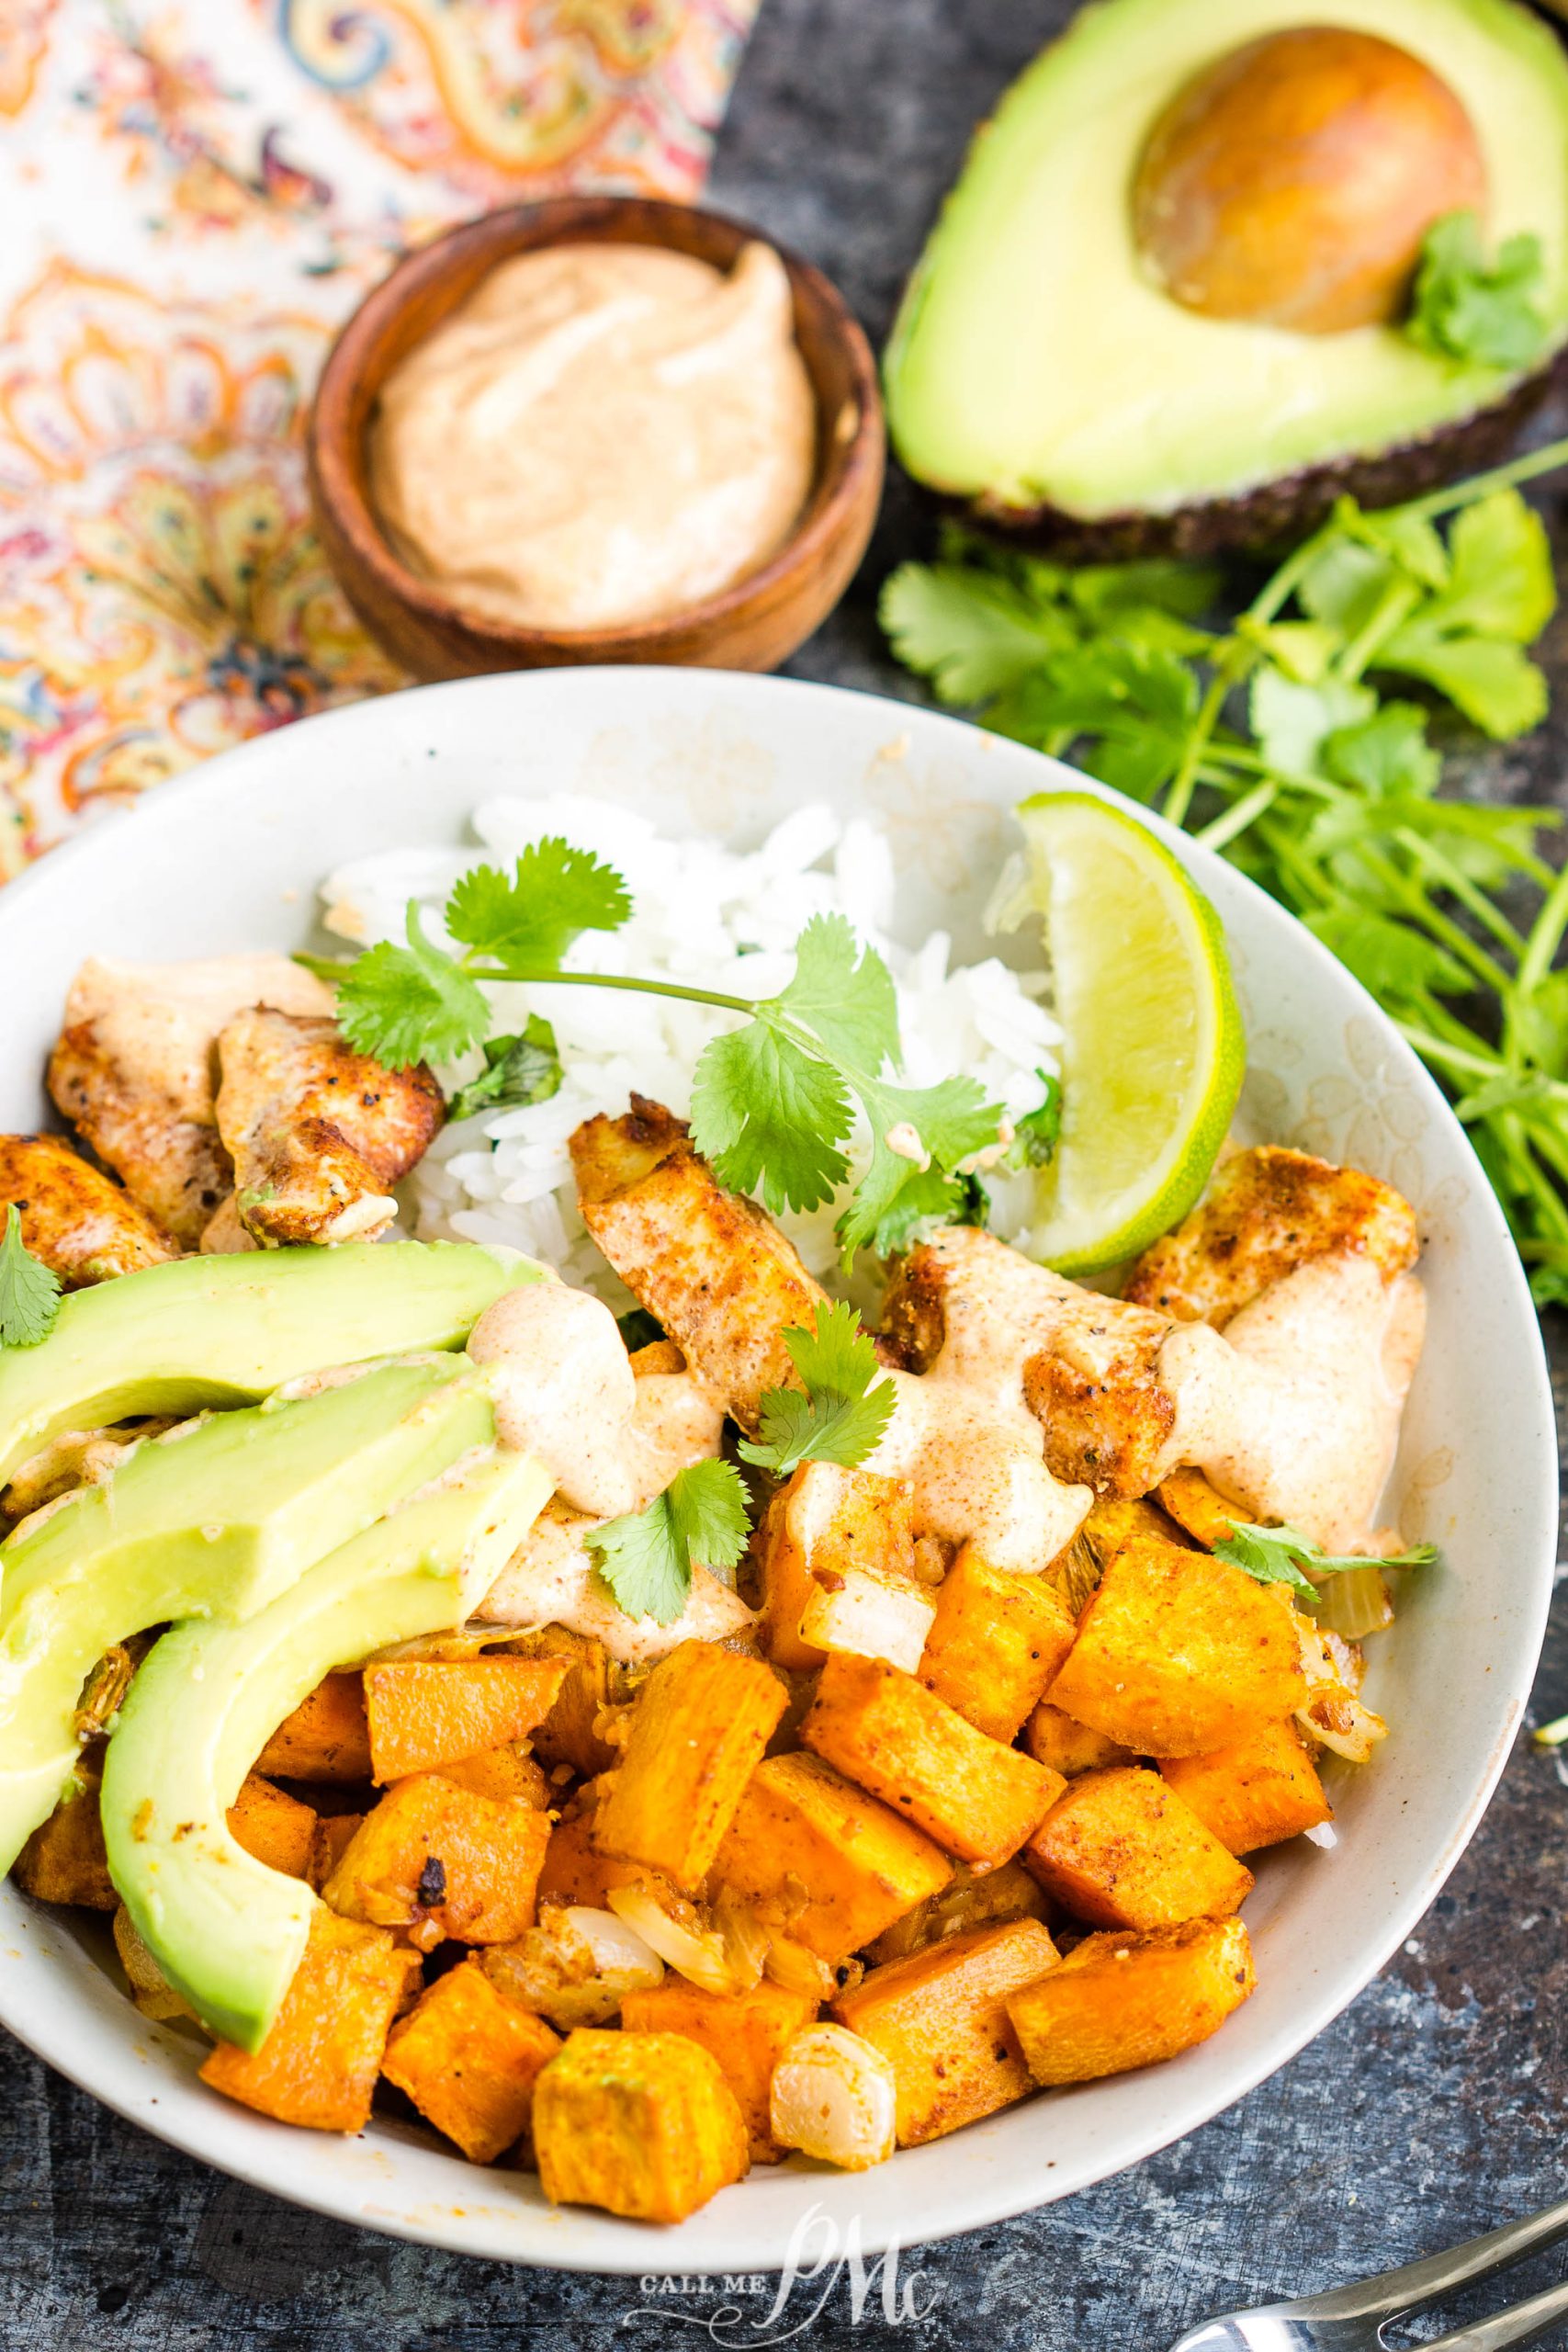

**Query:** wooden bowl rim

left=307, top=195, right=886, bottom=662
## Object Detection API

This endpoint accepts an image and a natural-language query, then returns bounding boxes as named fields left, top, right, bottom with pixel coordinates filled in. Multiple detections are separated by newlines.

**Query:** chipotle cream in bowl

left=369, top=240, right=818, bottom=633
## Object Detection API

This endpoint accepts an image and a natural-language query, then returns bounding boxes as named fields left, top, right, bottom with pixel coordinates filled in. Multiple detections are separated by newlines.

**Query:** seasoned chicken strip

left=48, top=955, right=333, bottom=1245
left=213, top=1007, right=443, bottom=1247
left=570, top=1096, right=827, bottom=1433
left=1123, top=1146, right=1418, bottom=1328
left=0, top=1133, right=175, bottom=1284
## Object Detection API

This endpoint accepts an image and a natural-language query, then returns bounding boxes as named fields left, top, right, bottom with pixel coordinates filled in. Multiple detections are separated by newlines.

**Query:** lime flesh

left=999, top=792, right=1245, bottom=1275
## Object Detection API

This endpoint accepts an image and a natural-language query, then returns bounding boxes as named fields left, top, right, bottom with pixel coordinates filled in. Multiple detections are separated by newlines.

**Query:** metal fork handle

left=1421, top=2271, right=1568, bottom=2351
left=1289, top=2195, right=1568, bottom=2324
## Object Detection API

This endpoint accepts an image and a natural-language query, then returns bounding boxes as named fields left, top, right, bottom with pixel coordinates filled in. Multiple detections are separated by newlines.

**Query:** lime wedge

left=997, top=791, right=1245, bottom=1276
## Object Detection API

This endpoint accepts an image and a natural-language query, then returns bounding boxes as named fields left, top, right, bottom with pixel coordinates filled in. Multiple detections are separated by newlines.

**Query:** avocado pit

left=1132, top=25, right=1487, bottom=334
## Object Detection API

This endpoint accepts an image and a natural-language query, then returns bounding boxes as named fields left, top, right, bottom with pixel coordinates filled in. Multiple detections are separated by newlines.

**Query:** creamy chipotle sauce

left=371, top=240, right=817, bottom=632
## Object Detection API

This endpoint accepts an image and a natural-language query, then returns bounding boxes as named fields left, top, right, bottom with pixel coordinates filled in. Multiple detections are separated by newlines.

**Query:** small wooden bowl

left=308, top=197, right=886, bottom=680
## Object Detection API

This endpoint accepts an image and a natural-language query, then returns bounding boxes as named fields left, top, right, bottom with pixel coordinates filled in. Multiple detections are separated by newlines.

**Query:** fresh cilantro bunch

left=1408, top=212, right=1548, bottom=372
left=0, top=1206, right=60, bottom=1348
left=739, top=1301, right=897, bottom=1477
left=882, top=435, right=1568, bottom=1306
left=1213, top=1519, right=1437, bottom=1607
left=313, top=840, right=1001, bottom=1264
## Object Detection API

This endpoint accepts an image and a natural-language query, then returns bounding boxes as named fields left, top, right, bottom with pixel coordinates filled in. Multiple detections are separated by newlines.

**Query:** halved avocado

left=884, top=0, right=1568, bottom=553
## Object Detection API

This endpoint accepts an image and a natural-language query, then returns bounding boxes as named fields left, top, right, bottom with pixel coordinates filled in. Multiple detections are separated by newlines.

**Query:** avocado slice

left=885, top=0, right=1568, bottom=549
left=99, top=1447, right=551, bottom=2051
left=0, top=1239, right=546, bottom=1488
left=0, top=1355, right=498, bottom=1871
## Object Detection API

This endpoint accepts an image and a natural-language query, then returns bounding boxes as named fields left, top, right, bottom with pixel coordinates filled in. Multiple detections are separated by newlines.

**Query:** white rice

left=320, top=797, right=1061, bottom=1306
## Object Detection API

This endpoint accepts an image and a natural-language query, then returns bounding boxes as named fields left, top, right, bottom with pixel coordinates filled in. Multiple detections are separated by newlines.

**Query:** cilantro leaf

left=837, top=1071, right=1002, bottom=1262
left=0, top=1205, right=61, bottom=1349
left=1213, top=1519, right=1437, bottom=1606
left=1321, top=703, right=1439, bottom=798
left=585, top=1458, right=751, bottom=1625
left=333, top=907, right=491, bottom=1069
left=1248, top=668, right=1376, bottom=776
left=446, top=838, right=632, bottom=967
left=446, top=1016, right=562, bottom=1122
left=739, top=1301, right=897, bottom=1477
left=772, top=914, right=901, bottom=1076
left=1407, top=210, right=1548, bottom=371
left=1376, top=492, right=1554, bottom=735
left=879, top=561, right=1073, bottom=704
left=1006, top=1071, right=1062, bottom=1169
left=689, top=1023, right=852, bottom=1216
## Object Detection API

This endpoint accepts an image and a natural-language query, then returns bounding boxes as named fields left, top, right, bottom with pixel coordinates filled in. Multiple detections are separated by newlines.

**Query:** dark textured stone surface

left=6, top=3, right=1568, bottom=2344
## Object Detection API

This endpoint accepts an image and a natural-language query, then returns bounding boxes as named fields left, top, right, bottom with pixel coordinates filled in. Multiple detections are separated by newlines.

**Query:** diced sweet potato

left=381, top=1957, right=561, bottom=2164
left=1160, top=1718, right=1331, bottom=1854
left=15, top=1766, right=115, bottom=1909
left=919, top=1545, right=1077, bottom=1741
left=592, top=1641, right=786, bottom=1894
left=1024, top=1766, right=1253, bottom=1930
left=436, top=1746, right=550, bottom=1804
left=802, top=1653, right=1062, bottom=1868
left=1007, top=1917, right=1256, bottom=2086
left=201, top=1908, right=420, bottom=2130
left=534, top=2028, right=750, bottom=2222
left=255, top=1672, right=371, bottom=1781
left=322, top=1773, right=549, bottom=1947
left=308, top=1812, right=365, bottom=1894
left=364, top=1657, right=570, bottom=1783
left=866, top=1858, right=1051, bottom=1965
left=1156, top=1466, right=1242, bottom=1548
left=537, top=1788, right=680, bottom=1912
left=759, top=1464, right=919, bottom=1671
left=710, top=1752, right=951, bottom=1965
left=620, top=1976, right=819, bottom=2162
left=832, top=1918, right=1059, bottom=2145
left=113, top=1905, right=196, bottom=2024
left=228, top=1774, right=315, bottom=1879
left=1024, top=1703, right=1136, bottom=1780
left=502, top=1627, right=620, bottom=1779
left=1046, top=1533, right=1307, bottom=1758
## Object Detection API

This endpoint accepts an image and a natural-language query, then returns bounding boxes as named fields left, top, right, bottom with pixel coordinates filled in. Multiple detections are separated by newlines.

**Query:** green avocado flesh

left=100, top=1448, right=552, bottom=2052
left=884, top=0, right=1568, bottom=522
left=0, top=1239, right=546, bottom=1488
left=0, top=1356, right=499, bottom=1871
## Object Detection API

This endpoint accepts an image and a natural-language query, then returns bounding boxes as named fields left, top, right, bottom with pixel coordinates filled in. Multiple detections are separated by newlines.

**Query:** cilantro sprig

left=1212, top=1519, right=1437, bottom=1607
left=446, top=1017, right=562, bottom=1123
left=882, top=435, right=1568, bottom=1307
left=584, top=1458, right=751, bottom=1626
left=0, top=1205, right=61, bottom=1349
left=739, top=1302, right=897, bottom=1478
left=1407, top=211, right=1549, bottom=373
left=313, top=840, right=1001, bottom=1263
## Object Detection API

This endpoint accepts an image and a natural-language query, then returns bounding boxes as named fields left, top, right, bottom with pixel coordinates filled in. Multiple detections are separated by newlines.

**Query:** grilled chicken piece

left=48, top=955, right=333, bottom=1246
left=570, top=1096, right=827, bottom=1434
left=0, top=1133, right=175, bottom=1284
left=214, top=1008, right=443, bottom=1247
left=1122, top=1146, right=1418, bottom=1329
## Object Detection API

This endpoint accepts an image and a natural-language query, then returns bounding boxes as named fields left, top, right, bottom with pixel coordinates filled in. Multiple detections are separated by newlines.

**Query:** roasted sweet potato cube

left=1007, top=1917, right=1256, bottom=2086
left=1160, top=1719, right=1331, bottom=1854
left=620, top=1976, right=820, bottom=2162
left=114, top=1905, right=195, bottom=2024
left=228, top=1774, right=315, bottom=1879
left=502, top=1626, right=619, bottom=1779
left=710, top=1752, right=951, bottom=1965
left=308, top=1812, right=365, bottom=1893
left=15, top=1767, right=115, bottom=1909
left=1024, top=1702, right=1136, bottom=1780
left=919, top=1545, right=1077, bottom=1741
left=759, top=1463, right=918, bottom=1671
left=437, top=1746, right=550, bottom=1804
left=1155, top=1467, right=1242, bottom=1549
left=1024, top=1766, right=1253, bottom=1930
left=537, top=1788, right=681, bottom=1912
left=365, top=1657, right=570, bottom=1783
left=322, top=1773, right=549, bottom=1946
left=534, top=2028, right=750, bottom=2222
left=832, top=1917, right=1059, bottom=2145
left=802, top=1653, right=1062, bottom=1867
left=255, top=1672, right=372, bottom=1781
left=201, top=1908, right=420, bottom=2130
left=592, top=1640, right=786, bottom=1893
left=382, top=1957, right=561, bottom=2164
left=866, top=1858, right=1051, bottom=1965
left=1047, top=1534, right=1306, bottom=1758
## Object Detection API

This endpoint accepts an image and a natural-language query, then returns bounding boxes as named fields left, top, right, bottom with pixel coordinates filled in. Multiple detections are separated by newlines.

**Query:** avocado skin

left=944, top=356, right=1562, bottom=560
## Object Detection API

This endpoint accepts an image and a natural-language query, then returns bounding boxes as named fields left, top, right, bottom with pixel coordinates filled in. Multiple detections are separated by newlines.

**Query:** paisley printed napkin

left=0, top=2, right=758, bottom=871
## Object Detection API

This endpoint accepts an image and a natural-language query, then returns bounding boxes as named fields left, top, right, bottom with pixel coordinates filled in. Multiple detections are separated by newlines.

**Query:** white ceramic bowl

left=0, top=669, right=1554, bottom=2271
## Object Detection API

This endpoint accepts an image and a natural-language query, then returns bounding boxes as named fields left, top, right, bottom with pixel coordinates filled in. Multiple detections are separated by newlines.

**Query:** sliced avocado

left=0, top=1239, right=546, bottom=1488
left=0, top=1355, right=497, bottom=1871
left=100, top=1447, right=551, bottom=2051
left=885, top=0, right=1568, bottom=548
